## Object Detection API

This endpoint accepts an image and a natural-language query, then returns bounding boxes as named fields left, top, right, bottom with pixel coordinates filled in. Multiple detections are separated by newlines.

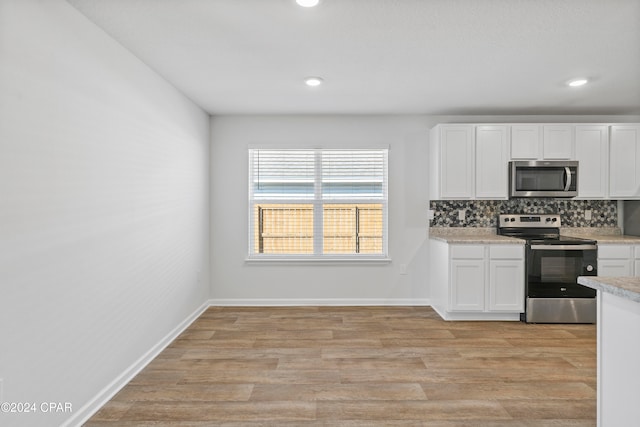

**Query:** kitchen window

left=248, top=148, right=389, bottom=260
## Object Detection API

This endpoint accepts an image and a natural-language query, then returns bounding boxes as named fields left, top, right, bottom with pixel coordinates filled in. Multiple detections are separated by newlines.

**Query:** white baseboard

left=64, top=300, right=210, bottom=427
left=208, top=298, right=431, bottom=306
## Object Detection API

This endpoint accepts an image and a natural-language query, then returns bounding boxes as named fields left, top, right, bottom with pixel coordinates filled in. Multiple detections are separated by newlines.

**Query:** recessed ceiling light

left=304, top=76, right=323, bottom=87
left=296, top=0, right=320, bottom=7
left=568, top=78, right=588, bottom=87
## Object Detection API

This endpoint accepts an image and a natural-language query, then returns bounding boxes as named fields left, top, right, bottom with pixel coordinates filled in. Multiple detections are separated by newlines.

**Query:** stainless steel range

left=497, top=214, right=597, bottom=323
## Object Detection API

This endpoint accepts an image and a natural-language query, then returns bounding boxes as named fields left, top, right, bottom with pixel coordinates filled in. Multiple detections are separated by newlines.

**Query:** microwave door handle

left=564, top=167, right=572, bottom=191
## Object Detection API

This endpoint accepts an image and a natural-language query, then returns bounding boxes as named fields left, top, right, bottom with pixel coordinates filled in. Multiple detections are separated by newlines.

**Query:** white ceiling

left=66, top=0, right=640, bottom=115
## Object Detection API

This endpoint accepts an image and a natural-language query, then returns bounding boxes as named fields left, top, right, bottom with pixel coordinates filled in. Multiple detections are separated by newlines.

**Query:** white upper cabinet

left=475, top=125, right=509, bottom=199
left=510, top=125, right=540, bottom=159
left=543, top=125, right=574, bottom=159
left=430, top=122, right=640, bottom=201
left=430, top=125, right=474, bottom=199
left=610, top=125, right=640, bottom=199
left=510, top=124, right=573, bottom=160
left=575, top=125, right=609, bottom=199
left=430, top=124, right=509, bottom=200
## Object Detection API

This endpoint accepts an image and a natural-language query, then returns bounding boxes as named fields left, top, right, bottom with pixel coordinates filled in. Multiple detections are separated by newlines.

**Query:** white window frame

left=247, top=148, right=390, bottom=262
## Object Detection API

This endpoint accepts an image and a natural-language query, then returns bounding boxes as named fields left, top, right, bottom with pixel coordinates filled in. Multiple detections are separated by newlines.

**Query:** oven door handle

left=530, top=244, right=597, bottom=251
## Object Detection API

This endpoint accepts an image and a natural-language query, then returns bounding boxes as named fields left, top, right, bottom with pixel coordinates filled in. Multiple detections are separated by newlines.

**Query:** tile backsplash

left=430, top=199, right=618, bottom=228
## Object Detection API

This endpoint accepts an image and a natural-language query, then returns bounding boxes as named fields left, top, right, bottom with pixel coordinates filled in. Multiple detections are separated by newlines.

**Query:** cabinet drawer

left=598, top=245, right=633, bottom=259
left=450, top=245, right=485, bottom=259
left=489, top=245, right=524, bottom=260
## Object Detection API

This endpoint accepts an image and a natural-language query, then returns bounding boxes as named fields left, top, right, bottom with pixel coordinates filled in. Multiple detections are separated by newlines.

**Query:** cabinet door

left=598, top=245, right=633, bottom=259
left=489, top=244, right=524, bottom=260
left=610, top=125, right=640, bottom=198
left=543, top=125, right=573, bottom=159
left=450, top=260, right=485, bottom=311
left=598, top=260, right=633, bottom=277
left=489, top=260, right=524, bottom=312
left=575, top=125, right=609, bottom=199
left=511, top=125, right=540, bottom=159
left=439, top=125, right=474, bottom=199
left=475, top=125, right=509, bottom=199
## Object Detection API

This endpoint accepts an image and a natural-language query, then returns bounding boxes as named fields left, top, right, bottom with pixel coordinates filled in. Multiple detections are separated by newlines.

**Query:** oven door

left=527, top=244, right=597, bottom=298
left=525, top=244, right=597, bottom=323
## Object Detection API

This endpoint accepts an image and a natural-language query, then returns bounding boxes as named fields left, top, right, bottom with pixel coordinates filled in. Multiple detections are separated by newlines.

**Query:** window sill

left=245, top=256, right=392, bottom=265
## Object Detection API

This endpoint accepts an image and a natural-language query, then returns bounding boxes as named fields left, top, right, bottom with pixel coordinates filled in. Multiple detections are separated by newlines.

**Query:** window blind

left=249, top=148, right=388, bottom=258
left=251, top=150, right=315, bottom=200
left=322, top=150, right=386, bottom=200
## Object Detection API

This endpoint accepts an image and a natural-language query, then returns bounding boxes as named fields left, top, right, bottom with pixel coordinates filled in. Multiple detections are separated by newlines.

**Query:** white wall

left=0, top=1, right=210, bottom=426
left=210, top=115, right=431, bottom=305
left=210, top=114, right=640, bottom=307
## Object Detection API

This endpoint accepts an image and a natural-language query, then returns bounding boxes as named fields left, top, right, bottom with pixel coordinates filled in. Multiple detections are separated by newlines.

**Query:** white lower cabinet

left=597, top=244, right=635, bottom=277
left=450, top=259, right=485, bottom=311
left=489, top=259, right=525, bottom=311
left=431, top=240, right=524, bottom=321
left=450, top=245, right=486, bottom=311
left=598, top=260, right=633, bottom=277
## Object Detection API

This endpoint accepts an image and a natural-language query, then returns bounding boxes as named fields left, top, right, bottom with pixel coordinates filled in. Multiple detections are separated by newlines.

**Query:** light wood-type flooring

left=86, top=306, right=596, bottom=426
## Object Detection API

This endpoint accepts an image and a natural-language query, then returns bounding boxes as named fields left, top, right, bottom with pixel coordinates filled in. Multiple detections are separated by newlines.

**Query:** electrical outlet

left=585, top=210, right=592, bottom=221
left=458, top=210, right=466, bottom=221
left=427, top=209, right=435, bottom=220
left=0, top=379, right=4, bottom=403
left=400, top=264, right=408, bottom=275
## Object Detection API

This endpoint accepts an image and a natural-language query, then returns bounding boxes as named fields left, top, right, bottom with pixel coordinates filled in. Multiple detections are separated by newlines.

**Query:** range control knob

left=586, top=265, right=594, bottom=272
left=546, top=218, right=552, bottom=222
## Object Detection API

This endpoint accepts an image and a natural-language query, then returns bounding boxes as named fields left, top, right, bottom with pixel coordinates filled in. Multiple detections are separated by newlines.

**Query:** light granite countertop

left=429, top=228, right=525, bottom=244
left=567, top=235, right=640, bottom=244
left=561, top=227, right=640, bottom=243
left=429, top=227, right=640, bottom=244
left=578, top=276, right=640, bottom=303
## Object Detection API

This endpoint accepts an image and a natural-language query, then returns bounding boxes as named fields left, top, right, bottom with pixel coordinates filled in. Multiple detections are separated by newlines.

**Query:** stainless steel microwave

left=509, top=161, right=578, bottom=198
